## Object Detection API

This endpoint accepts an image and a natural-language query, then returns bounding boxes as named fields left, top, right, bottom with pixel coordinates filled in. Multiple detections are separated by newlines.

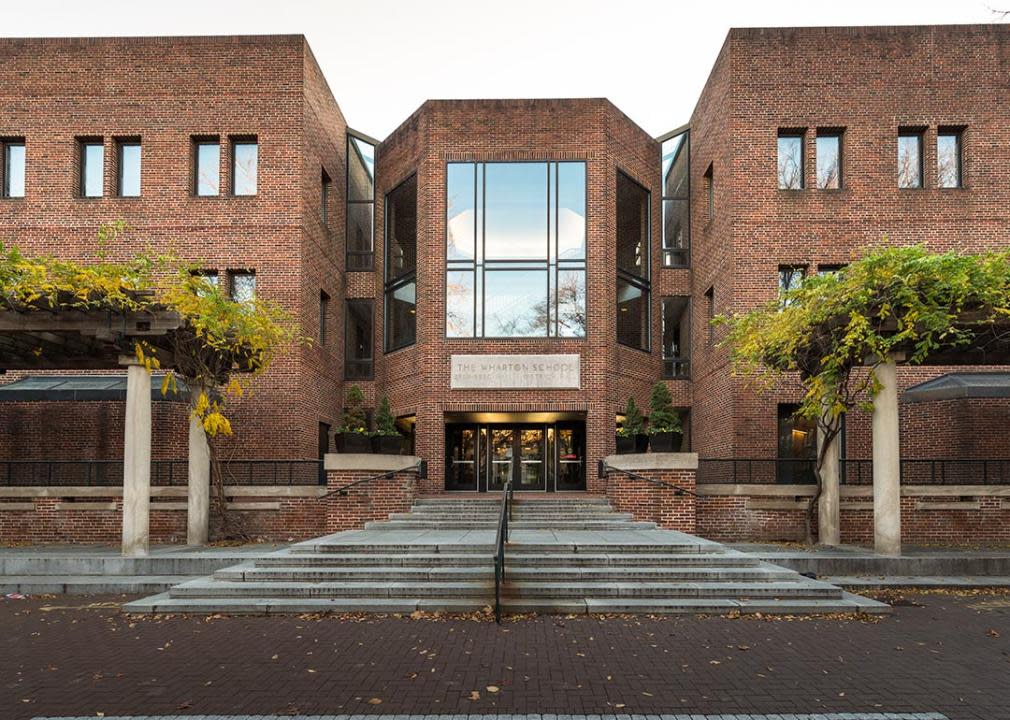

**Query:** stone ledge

left=698, top=484, right=1010, bottom=498
left=0, top=485, right=329, bottom=498
left=916, top=500, right=982, bottom=511
left=604, top=452, right=699, bottom=471
left=324, top=453, right=420, bottom=473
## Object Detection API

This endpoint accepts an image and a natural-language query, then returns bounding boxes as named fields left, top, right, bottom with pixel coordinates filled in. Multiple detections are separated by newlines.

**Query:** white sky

left=4, top=0, right=1006, bottom=139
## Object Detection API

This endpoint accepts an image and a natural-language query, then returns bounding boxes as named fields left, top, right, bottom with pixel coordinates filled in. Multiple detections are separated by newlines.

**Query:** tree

left=648, top=382, right=682, bottom=433
left=619, top=397, right=645, bottom=436
left=373, top=396, right=398, bottom=436
left=717, top=245, right=1010, bottom=543
left=342, top=385, right=368, bottom=433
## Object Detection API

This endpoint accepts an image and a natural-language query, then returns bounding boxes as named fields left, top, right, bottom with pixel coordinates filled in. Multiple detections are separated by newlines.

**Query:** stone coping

left=324, top=453, right=421, bottom=473
left=0, top=485, right=328, bottom=498
left=604, top=452, right=699, bottom=471
left=698, top=483, right=1010, bottom=497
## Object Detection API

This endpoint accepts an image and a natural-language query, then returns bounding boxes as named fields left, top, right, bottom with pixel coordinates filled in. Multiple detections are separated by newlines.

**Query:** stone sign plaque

left=450, top=354, right=581, bottom=390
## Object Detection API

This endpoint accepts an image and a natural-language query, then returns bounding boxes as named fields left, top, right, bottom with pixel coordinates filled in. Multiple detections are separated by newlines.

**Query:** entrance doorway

left=445, top=418, right=586, bottom=492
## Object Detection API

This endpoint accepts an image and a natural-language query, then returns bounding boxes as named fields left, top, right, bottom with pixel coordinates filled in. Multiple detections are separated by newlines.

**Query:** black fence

left=698, top=458, right=1010, bottom=486
left=0, top=459, right=325, bottom=487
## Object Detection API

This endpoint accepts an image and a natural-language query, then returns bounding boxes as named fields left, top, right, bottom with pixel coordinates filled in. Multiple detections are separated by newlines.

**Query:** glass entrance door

left=487, top=428, right=515, bottom=492
left=555, top=423, right=586, bottom=491
left=517, top=427, right=546, bottom=491
left=445, top=424, right=478, bottom=491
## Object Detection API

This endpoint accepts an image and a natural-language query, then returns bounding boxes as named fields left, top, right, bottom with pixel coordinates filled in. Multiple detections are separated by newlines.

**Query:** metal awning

left=903, top=372, right=1010, bottom=404
left=0, top=374, right=189, bottom=402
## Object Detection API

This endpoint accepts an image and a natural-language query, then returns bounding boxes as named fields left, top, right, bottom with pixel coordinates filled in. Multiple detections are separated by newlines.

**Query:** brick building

left=1, top=26, right=1008, bottom=545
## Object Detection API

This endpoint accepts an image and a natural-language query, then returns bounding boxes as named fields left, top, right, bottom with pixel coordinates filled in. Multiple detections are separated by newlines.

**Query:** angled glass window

left=616, top=171, right=650, bottom=351
left=194, top=139, right=220, bottom=196
left=661, top=131, right=689, bottom=267
left=231, top=140, right=258, bottom=196
left=937, top=129, right=963, bottom=189
left=321, top=169, right=331, bottom=225
left=344, top=299, right=374, bottom=379
left=319, top=290, right=330, bottom=347
left=2, top=140, right=25, bottom=198
left=384, top=174, right=417, bottom=351
left=346, top=134, right=375, bottom=270
left=116, top=140, right=141, bottom=197
left=898, top=131, right=923, bottom=188
left=228, top=271, right=256, bottom=304
left=445, top=161, right=586, bottom=338
left=815, top=132, right=841, bottom=190
left=662, top=296, right=690, bottom=378
left=777, top=131, right=804, bottom=190
left=80, top=140, right=104, bottom=198
left=385, top=280, right=416, bottom=351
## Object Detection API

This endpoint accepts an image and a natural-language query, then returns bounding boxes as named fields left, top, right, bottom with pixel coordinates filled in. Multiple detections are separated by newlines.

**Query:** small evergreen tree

left=648, top=381, right=682, bottom=433
left=373, top=396, right=398, bottom=436
left=618, top=397, right=645, bottom=436
left=342, top=385, right=368, bottom=433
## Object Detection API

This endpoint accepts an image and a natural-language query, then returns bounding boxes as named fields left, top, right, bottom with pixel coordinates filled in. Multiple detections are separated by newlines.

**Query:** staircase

left=124, top=497, right=889, bottom=615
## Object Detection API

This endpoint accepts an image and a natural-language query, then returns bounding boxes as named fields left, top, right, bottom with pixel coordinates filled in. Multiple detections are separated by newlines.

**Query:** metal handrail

left=493, top=477, right=514, bottom=625
left=0, top=459, right=325, bottom=487
left=317, top=459, right=427, bottom=500
left=597, top=460, right=698, bottom=497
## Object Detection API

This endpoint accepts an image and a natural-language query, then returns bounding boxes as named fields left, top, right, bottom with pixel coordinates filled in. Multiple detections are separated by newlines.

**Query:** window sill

left=444, top=335, right=588, bottom=342
left=617, top=342, right=652, bottom=355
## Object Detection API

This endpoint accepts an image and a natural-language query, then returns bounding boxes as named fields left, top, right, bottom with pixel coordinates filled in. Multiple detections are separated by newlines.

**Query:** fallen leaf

left=368, top=698, right=382, bottom=705
left=469, top=690, right=481, bottom=701
left=486, top=685, right=500, bottom=693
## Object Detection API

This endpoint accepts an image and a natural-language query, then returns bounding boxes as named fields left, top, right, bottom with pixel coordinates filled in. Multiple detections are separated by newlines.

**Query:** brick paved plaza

left=3, top=592, right=1009, bottom=720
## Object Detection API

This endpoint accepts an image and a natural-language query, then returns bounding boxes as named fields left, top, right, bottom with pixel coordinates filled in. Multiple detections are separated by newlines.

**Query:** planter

left=635, top=433, right=650, bottom=453
left=615, top=434, right=636, bottom=454
left=334, top=431, right=372, bottom=453
left=648, top=431, right=679, bottom=453
left=371, top=434, right=402, bottom=455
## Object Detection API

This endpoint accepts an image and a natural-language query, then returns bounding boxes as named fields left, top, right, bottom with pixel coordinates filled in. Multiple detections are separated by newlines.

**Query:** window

left=344, top=299, right=374, bottom=379
left=815, top=131, right=842, bottom=189
left=777, top=131, right=804, bottom=190
left=704, top=163, right=714, bottom=221
left=777, top=403, right=816, bottom=484
left=2, top=139, right=25, bottom=198
left=897, top=130, right=923, bottom=188
left=231, top=138, right=258, bottom=195
left=384, top=174, right=417, bottom=351
left=817, top=263, right=846, bottom=276
left=193, top=138, right=220, bottom=196
left=778, top=266, right=806, bottom=307
left=346, top=134, right=375, bottom=270
left=661, top=131, right=690, bottom=266
left=704, top=285, right=715, bottom=346
left=191, top=270, right=219, bottom=297
left=228, top=270, right=256, bottom=303
left=79, top=139, right=104, bottom=198
left=321, top=169, right=331, bottom=226
left=445, top=161, right=586, bottom=338
left=116, top=139, right=141, bottom=197
left=319, top=290, right=330, bottom=347
left=616, top=171, right=651, bottom=351
left=937, top=128, right=963, bottom=189
left=661, top=296, right=690, bottom=378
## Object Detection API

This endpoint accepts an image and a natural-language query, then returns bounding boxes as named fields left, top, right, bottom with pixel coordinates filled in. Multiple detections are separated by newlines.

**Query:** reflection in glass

left=447, top=163, right=476, bottom=260
left=229, top=272, right=256, bottom=304
left=816, top=134, right=841, bottom=189
left=195, top=141, right=220, bottom=196
left=346, top=135, right=376, bottom=270
left=616, top=172, right=649, bottom=276
left=617, top=278, right=649, bottom=351
left=344, top=299, right=373, bottom=379
left=386, top=175, right=417, bottom=279
left=81, top=142, right=104, bottom=198
left=518, top=429, right=544, bottom=490
left=937, top=132, right=961, bottom=189
left=485, top=163, right=548, bottom=260
left=556, top=269, right=586, bottom=337
left=777, top=134, right=803, bottom=189
left=778, top=266, right=805, bottom=307
left=898, top=133, right=923, bottom=188
left=446, top=426, right=477, bottom=491
left=3, top=143, right=25, bottom=198
left=662, top=199, right=688, bottom=266
left=661, top=131, right=690, bottom=267
left=232, top=141, right=258, bottom=195
left=117, top=142, right=141, bottom=197
left=557, top=162, right=586, bottom=260
left=777, top=403, right=817, bottom=484
left=662, top=296, right=690, bottom=378
left=385, top=280, right=416, bottom=351
left=484, top=270, right=548, bottom=337
left=346, top=203, right=373, bottom=266
left=347, top=136, right=375, bottom=201
left=490, top=429, right=514, bottom=490
left=446, top=269, right=475, bottom=337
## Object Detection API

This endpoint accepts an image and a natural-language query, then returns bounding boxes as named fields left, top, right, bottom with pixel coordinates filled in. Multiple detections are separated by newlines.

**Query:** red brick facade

left=1, top=27, right=1008, bottom=546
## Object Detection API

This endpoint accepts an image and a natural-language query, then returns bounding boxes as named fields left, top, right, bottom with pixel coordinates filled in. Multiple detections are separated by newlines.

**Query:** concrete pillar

left=872, top=356, right=902, bottom=556
left=187, top=385, right=211, bottom=546
left=121, top=361, right=152, bottom=557
left=816, top=410, right=841, bottom=547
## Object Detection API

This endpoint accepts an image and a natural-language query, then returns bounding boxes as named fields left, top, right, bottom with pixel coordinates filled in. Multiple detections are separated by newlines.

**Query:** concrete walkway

left=30, top=714, right=951, bottom=720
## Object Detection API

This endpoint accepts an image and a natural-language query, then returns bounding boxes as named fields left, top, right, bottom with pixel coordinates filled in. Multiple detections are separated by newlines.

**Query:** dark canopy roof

left=903, top=372, right=1010, bottom=404
left=0, top=375, right=189, bottom=402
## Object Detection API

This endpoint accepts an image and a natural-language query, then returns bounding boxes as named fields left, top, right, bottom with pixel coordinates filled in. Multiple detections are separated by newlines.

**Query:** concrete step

left=412, top=497, right=610, bottom=505
left=503, top=579, right=844, bottom=600
left=386, top=511, right=636, bottom=522
left=302, top=542, right=718, bottom=555
left=364, top=520, right=658, bottom=530
left=216, top=565, right=794, bottom=583
left=1, top=575, right=196, bottom=594
left=255, top=551, right=753, bottom=568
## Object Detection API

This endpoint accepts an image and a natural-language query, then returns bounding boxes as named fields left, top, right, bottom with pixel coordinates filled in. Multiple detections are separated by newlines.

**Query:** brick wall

left=324, top=468, right=418, bottom=532
left=606, top=468, right=696, bottom=532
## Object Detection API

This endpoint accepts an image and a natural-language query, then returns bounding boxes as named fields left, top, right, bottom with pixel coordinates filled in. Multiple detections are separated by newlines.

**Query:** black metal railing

left=696, top=458, right=817, bottom=485
left=698, top=458, right=1010, bottom=486
left=0, top=459, right=326, bottom=487
left=493, top=477, right=514, bottom=625
left=597, top=459, right=699, bottom=496
left=318, top=459, right=427, bottom=500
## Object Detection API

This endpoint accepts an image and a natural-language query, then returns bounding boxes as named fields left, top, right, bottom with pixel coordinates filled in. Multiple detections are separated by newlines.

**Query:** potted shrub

left=647, top=381, right=683, bottom=452
left=334, top=385, right=371, bottom=453
left=370, top=396, right=402, bottom=455
left=616, top=397, right=649, bottom=454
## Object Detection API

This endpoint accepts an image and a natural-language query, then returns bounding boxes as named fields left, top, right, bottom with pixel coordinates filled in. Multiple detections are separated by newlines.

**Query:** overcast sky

left=5, top=1, right=1006, bottom=138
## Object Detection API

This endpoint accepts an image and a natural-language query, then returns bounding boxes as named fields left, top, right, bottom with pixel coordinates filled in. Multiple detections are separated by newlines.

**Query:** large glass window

left=116, top=140, right=141, bottom=197
left=898, top=130, right=923, bottom=188
left=777, top=403, right=817, bottom=484
left=616, top=171, right=650, bottom=351
left=231, top=139, right=258, bottom=196
left=661, top=296, right=690, bottom=378
left=777, top=131, right=804, bottom=190
left=346, top=134, right=375, bottom=270
left=344, top=299, right=373, bottom=379
left=445, top=161, right=586, bottom=338
left=937, top=128, right=963, bottom=189
left=2, top=140, right=25, bottom=198
left=661, top=131, right=689, bottom=267
left=228, top=270, right=256, bottom=304
left=778, top=265, right=806, bottom=307
left=385, top=174, right=417, bottom=351
left=194, top=138, right=220, bottom=196
left=79, top=140, right=104, bottom=198
left=815, top=131, right=841, bottom=189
